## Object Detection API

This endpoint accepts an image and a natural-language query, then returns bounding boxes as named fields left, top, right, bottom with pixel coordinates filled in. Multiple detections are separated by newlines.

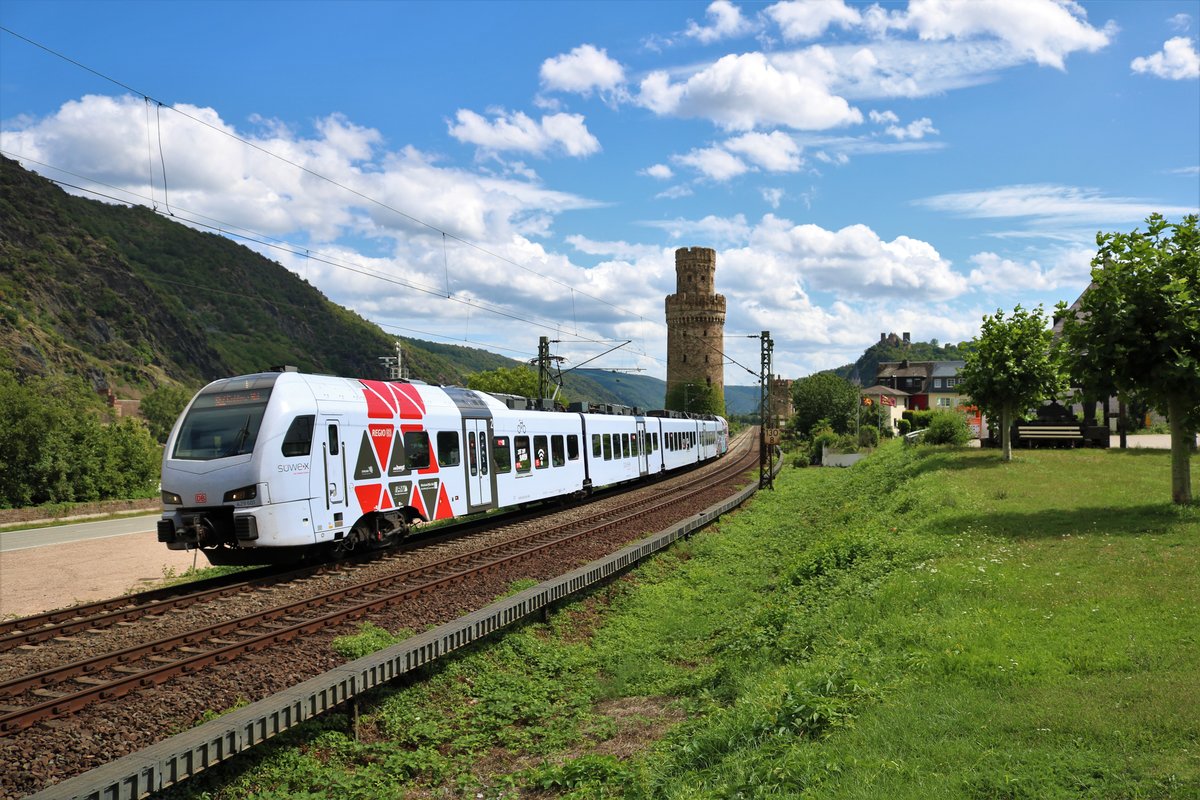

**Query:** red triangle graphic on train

left=408, top=485, right=427, bottom=518
left=434, top=483, right=454, bottom=520
left=354, top=483, right=383, bottom=513
left=367, top=424, right=394, bottom=470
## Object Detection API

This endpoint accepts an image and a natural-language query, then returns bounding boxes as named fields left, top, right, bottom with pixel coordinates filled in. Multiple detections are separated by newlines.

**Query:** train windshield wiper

left=226, top=415, right=253, bottom=456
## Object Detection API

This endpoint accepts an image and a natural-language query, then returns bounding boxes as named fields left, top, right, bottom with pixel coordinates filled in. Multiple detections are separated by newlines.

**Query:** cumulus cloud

left=766, top=0, right=862, bottom=41
left=966, top=249, right=1093, bottom=293
left=748, top=215, right=968, bottom=300
left=448, top=109, right=601, bottom=157
left=675, top=146, right=749, bottom=181
left=723, top=131, right=803, bottom=171
left=1131, top=37, right=1200, bottom=80
left=869, top=109, right=900, bottom=124
left=761, top=187, right=785, bottom=208
left=898, top=0, right=1114, bottom=70
left=635, top=52, right=862, bottom=131
left=885, top=116, right=938, bottom=140
left=685, top=0, right=756, bottom=44
left=641, top=163, right=674, bottom=180
left=540, top=44, right=626, bottom=94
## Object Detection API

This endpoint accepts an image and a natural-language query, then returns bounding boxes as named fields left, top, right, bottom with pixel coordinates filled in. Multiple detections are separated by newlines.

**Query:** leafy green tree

left=140, top=384, right=193, bottom=442
left=1058, top=214, right=1199, bottom=504
left=789, top=372, right=858, bottom=438
left=468, top=366, right=571, bottom=407
left=665, top=381, right=723, bottom=416
left=957, top=305, right=1066, bottom=462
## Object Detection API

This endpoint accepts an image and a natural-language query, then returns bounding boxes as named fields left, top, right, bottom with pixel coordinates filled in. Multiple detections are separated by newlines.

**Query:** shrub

left=833, top=433, right=859, bottom=453
left=858, top=426, right=879, bottom=449
left=897, top=418, right=912, bottom=436
left=808, top=426, right=840, bottom=464
left=924, top=411, right=973, bottom=445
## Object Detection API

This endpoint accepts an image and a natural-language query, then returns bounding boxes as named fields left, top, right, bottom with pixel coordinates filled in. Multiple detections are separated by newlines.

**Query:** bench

left=1015, top=424, right=1083, bottom=447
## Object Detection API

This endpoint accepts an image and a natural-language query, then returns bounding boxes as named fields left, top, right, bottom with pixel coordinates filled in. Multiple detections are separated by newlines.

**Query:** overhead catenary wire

left=0, top=25, right=654, bottom=328
left=2, top=149, right=645, bottom=352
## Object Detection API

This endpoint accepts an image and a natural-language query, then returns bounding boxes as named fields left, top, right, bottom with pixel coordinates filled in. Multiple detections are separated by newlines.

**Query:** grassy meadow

left=172, top=441, right=1198, bottom=799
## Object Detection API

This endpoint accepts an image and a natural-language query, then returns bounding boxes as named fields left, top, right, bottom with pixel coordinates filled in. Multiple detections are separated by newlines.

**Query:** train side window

left=551, top=435, right=565, bottom=467
left=613, top=434, right=622, bottom=459
left=534, top=435, right=549, bottom=469
left=515, top=435, right=531, bottom=473
left=437, top=431, right=461, bottom=467
left=281, top=415, right=314, bottom=457
left=630, top=433, right=639, bottom=457
left=328, top=425, right=339, bottom=456
left=404, top=431, right=431, bottom=469
left=592, top=434, right=601, bottom=457
left=651, top=432, right=659, bottom=452
left=567, top=435, right=580, bottom=461
left=466, top=432, right=477, bottom=476
left=493, top=436, right=512, bottom=474
left=602, top=434, right=612, bottom=460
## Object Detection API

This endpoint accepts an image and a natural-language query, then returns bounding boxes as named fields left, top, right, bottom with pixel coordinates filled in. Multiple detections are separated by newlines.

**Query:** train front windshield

left=173, top=388, right=272, bottom=461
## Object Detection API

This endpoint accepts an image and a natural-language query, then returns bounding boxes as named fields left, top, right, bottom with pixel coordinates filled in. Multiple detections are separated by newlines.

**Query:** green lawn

left=174, top=442, right=1199, bottom=799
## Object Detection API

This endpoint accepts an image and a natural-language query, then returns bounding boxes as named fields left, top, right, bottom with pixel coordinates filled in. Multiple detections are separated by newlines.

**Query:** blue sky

left=2, top=0, right=1198, bottom=384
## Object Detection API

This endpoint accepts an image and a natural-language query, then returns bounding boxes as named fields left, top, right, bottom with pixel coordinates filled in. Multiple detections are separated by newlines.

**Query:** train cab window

left=281, top=415, right=314, bottom=457
left=515, top=435, right=531, bottom=473
left=592, top=434, right=602, bottom=457
left=534, top=435, right=549, bottom=469
left=493, top=436, right=512, bottom=474
left=404, top=431, right=431, bottom=470
left=437, top=431, right=461, bottom=467
left=602, top=434, right=613, bottom=460
left=328, top=425, right=339, bottom=456
left=551, top=435, right=565, bottom=467
left=567, top=435, right=580, bottom=461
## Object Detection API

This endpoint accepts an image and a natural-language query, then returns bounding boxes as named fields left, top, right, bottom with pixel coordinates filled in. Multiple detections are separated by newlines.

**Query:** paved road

left=0, top=514, right=161, bottom=552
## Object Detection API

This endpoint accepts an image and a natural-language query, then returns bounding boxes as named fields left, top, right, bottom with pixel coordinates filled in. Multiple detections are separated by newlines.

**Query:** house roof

left=861, top=384, right=910, bottom=396
left=930, top=361, right=965, bottom=377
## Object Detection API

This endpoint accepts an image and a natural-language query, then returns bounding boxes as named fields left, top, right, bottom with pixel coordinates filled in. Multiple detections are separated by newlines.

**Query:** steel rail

left=0, top=446, right=757, bottom=733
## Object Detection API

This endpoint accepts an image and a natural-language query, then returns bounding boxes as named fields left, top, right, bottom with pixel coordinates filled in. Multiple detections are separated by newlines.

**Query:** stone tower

left=665, top=246, right=726, bottom=414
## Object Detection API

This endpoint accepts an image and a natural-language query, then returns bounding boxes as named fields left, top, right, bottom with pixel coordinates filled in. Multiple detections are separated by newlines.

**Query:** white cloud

left=642, top=163, right=674, bottom=180
left=655, top=184, right=694, bottom=200
left=540, top=44, right=626, bottom=94
left=899, top=0, right=1114, bottom=70
left=723, top=131, right=803, bottom=171
left=966, top=247, right=1093, bottom=293
left=635, top=52, right=862, bottom=131
left=748, top=215, right=968, bottom=300
left=675, top=146, right=749, bottom=181
left=1168, top=165, right=1200, bottom=176
left=761, top=187, right=785, bottom=208
left=448, top=109, right=601, bottom=157
left=917, top=183, right=1198, bottom=224
left=869, top=109, right=900, bottom=124
left=685, top=0, right=756, bottom=44
left=885, top=116, right=938, bottom=140
left=1169, top=13, right=1192, bottom=32
left=766, top=0, right=862, bottom=41
left=1131, top=37, right=1200, bottom=80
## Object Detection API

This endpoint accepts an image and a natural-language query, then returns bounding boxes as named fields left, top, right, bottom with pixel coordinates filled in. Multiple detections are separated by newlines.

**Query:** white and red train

left=158, top=369, right=728, bottom=564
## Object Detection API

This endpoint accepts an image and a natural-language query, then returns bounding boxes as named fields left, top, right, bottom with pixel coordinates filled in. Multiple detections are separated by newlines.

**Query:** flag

left=862, top=396, right=873, bottom=406
left=881, top=394, right=895, bottom=407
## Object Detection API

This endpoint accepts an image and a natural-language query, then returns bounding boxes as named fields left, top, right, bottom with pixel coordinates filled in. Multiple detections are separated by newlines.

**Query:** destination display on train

left=209, top=389, right=268, bottom=408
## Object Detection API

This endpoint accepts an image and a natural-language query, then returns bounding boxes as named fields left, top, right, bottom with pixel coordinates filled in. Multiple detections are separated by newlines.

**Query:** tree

left=140, top=384, right=193, bottom=443
left=957, top=305, right=1066, bottom=462
left=1058, top=214, right=1199, bottom=504
left=665, top=381, right=723, bottom=416
left=789, top=371, right=859, bottom=438
left=467, top=366, right=570, bottom=407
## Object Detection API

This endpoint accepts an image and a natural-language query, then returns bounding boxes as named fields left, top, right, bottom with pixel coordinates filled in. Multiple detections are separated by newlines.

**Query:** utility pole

left=759, top=330, right=775, bottom=490
left=379, top=340, right=408, bottom=381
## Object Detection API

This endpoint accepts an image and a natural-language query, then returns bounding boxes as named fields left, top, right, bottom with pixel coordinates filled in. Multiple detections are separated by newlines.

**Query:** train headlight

left=161, top=490, right=183, bottom=505
left=223, top=485, right=258, bottom=503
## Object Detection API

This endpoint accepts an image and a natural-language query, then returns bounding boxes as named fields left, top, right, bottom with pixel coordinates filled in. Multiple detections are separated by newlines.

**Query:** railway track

left=0, top=439, right=758, bottom=735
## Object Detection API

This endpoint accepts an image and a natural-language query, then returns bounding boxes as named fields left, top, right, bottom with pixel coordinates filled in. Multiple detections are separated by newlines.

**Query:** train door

left=464, top=417, right=494, bottom=510
left=319, top=417, right=348, bottom=530
left=636, top=420, right=649, bottom=476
